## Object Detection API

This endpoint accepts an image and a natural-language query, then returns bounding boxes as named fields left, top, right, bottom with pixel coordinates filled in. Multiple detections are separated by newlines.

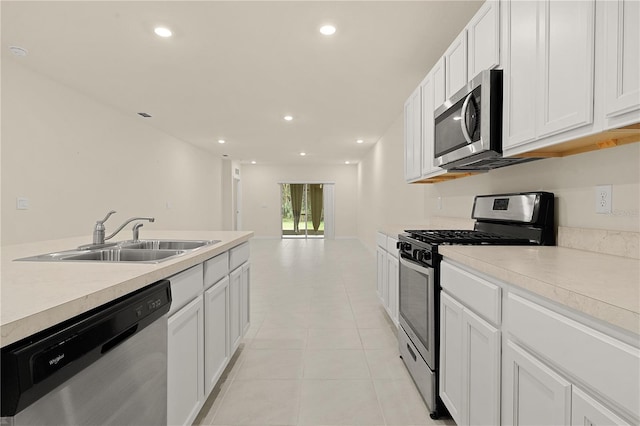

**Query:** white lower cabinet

left=439, top=292, right=464, bottom=424
left=439, top=290, right=500, bottom=426
left=572, top=386, right=631, bottom=426
left=441, top=259, right=638, bottom=426
left=168, top=296, right=205, bottom=426
left=167, top=243, right=251, bottom=426
left=241, top=262, right=251, bottom=335
left=376, top=246, right=385, bottom=298
left=229, top=266, right=242, bottom=353
left=502, top=339, right=572, bottom=426
left=204, top=276, right=229, bottom=396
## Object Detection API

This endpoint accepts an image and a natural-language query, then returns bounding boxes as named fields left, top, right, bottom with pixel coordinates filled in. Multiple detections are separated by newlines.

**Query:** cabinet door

left=229, top=267, right=242, bottom=352
left=467, top=0, right=500, bottom=80
left=572, top=387, right=631, bottom=426
left=386, top=253, right=399, bottom=325
left=537, top=0, right=595, bottom=138
left=376, top=247, right=385, bottom=299
left=445, top=30, right=468, bottom=100
left=604, top=0, right=640, bottom=122
left=241, top=262, right=251, bottom=335
left=168, top=296, right=204, bottom=426
left=204, top=277, right=229, bottom=396
left=433, top=57, right=447, bottom=110
left=439, top=292, right=464, bottom=425
left=462, top=309, right=500, bottom=426
left=404, top=86, right=422, bottom=181
left=502, top=0, right=539, bottom=149
left=420, top=71, right=444, bottom=178
left=502, top=340, right=571, bottom=426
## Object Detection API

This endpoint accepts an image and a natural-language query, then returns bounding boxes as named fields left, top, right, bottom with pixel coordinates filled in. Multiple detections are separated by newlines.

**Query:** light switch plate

left=16, top=197, right=29, bottom=210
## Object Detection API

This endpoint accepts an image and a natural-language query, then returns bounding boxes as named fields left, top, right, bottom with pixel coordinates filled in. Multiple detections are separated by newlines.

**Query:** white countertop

left=1, top=230, right=253, bottom=347
left=439, top=245, right=640, bottom=335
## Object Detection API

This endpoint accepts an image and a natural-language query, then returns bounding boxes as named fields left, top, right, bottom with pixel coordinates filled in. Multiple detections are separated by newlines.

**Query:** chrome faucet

left=92, top=210, right=155, bottom=244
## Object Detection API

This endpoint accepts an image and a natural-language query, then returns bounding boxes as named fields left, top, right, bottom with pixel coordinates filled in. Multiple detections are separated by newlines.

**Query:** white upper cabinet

left=537, top=0, right=595, bottom=138
left=467, top=0, right=501, bottom=80
left=603, top=0, right=640, bottom=128
left=420, top=72, right=445, bottom=178
left=502, top=0, right=596, bottom=151
left=445, top=30, right=468, bottom=100
left=404, top=85, right=422, bottom=182
left=502, top=0, right=538, bottom=147
left=432, top=57, right=447, bottom=111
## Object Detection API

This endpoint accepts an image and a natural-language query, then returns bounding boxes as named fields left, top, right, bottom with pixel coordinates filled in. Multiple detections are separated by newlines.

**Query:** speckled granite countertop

left=1, top=230, right=253, bottom=347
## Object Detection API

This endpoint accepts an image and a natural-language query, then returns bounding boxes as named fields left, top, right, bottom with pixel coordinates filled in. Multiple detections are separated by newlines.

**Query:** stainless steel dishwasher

left=1, top=280, right=172, bottom=425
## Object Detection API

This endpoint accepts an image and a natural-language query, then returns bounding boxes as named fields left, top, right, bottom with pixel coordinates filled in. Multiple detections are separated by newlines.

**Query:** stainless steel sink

left=15, top=239, right=219, bottom=263
left=119, top=239, right=219, bottom=251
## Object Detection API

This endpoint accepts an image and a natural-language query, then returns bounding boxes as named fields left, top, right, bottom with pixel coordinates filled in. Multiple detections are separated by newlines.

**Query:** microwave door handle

left=460, top=93, right=474, bottom=144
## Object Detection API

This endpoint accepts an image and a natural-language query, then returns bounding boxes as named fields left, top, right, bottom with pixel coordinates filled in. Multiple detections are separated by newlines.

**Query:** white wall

left=240, top=163, right=358, bottom=238
left=356, top=114, right=426, bottom=250
left=425, top=142, right=640, bottom=232
left=1, top=60, right=223, bottom=245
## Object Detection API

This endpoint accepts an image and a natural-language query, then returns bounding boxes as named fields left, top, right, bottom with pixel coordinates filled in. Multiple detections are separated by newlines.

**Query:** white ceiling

left=1, top=1, right=482, bottom=165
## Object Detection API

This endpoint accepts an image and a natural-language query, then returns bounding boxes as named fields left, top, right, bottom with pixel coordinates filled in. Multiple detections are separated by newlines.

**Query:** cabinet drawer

left=441, top=261, right=501, bottom=326
left=376, top=232, right=387, bottom=249
left=168, top=264, right=204, bottom=316
left=229, top=242, right=250, bottom=270
left=204, top=252, right=229, bottom=289
left=506, top=292, right=640, bottom=419
left=386, top=237, right=398, bottom=258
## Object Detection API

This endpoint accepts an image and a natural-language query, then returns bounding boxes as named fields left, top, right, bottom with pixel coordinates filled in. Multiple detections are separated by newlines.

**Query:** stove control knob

left=415, top=250, right=424, bottom=262
left=422, top=251, right=432, bottom=261
left=399, top=242, right=411, bottom=251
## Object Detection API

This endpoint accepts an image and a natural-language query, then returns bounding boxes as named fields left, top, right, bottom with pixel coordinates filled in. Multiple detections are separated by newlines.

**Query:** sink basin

left=15, top=239, right=218, bottom=263
left=17, top=248, right=186, bottom=263
left=63, top=248, right=185, bottom=262
left=119, top=239, right=219, bottom=251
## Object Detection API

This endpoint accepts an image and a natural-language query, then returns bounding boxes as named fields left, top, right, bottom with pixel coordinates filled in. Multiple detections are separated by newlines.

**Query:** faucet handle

left=97, top=210, right=117, bottom=225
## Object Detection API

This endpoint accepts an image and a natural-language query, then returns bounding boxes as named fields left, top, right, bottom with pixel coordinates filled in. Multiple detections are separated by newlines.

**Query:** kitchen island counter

left=439, top=245, right=640, bottom=335
left=1, top=230, right=253, bottom=347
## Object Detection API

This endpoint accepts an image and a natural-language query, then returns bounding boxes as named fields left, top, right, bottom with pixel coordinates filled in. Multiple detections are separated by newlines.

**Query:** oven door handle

left=399, top=256, right=432, bottom=274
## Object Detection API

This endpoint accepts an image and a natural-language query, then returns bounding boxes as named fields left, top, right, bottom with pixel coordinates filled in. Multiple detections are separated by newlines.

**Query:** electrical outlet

left=16, top=197, right=29, bottom=210
left=595, top=185, right=612, bottom=214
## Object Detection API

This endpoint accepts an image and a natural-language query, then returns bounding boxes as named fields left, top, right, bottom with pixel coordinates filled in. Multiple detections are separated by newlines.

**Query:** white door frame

left=233, top=176, right=242, bottom=231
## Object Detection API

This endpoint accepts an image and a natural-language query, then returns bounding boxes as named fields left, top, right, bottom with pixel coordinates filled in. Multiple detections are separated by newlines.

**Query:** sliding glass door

left=280, top=183, right=324, bottom=239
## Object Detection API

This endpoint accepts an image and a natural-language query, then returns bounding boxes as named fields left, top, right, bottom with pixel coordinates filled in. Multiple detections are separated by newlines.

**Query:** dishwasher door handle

left=101, top=325, right=138, bottom=354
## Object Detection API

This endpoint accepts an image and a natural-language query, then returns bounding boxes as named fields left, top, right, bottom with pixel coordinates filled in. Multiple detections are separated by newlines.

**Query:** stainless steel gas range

left=396, top=192, right=555, bottom=419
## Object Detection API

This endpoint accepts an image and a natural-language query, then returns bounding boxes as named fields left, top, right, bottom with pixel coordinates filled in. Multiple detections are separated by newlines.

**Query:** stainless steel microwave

left=434, top=69, right=503, bottom=170
left=433, top=68, right=542, bottom=171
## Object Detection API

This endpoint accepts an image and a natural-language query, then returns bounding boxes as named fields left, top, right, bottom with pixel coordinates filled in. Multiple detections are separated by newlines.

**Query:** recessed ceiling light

left=356, top=139, right=364, bottom=144
left=300, top=152, right=306, bottom=156
left=320, top=25, right=336, bottom=36
left=251, top=161, right=257, bottom=164
left=9, top=46, right=28, bottom=57
left=345, top=161, right=350, bottom=164
left=154, top=27, right=172, bottom=38
left=218, top=139, right=226, bottom=144
left=284, top=115, right=293, bottom=121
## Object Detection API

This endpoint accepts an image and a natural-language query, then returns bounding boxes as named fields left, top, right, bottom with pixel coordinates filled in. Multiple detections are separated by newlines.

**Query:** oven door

left=398, top=256, right=436, bottom=369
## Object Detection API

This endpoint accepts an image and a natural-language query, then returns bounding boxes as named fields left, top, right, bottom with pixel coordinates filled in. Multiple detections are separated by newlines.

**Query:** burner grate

left=404, top=229, right=532, bottom=245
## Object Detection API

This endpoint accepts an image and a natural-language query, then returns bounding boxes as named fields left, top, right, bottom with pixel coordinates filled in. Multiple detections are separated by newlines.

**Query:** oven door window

left=399, top=257, right=435, bottom=359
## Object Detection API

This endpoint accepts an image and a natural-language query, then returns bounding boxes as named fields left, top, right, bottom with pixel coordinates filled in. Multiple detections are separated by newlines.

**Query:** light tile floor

left=194, top=239, right=455, bottom=426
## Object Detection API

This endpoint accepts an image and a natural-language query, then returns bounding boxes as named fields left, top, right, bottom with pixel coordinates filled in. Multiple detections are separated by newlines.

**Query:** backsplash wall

left=425, top=142, right=640, bottom=232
